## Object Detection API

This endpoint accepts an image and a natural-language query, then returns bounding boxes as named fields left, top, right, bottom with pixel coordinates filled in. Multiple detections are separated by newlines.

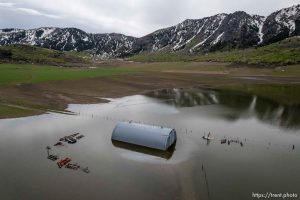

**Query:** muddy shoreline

left=1, top=60, right=300, bottom=119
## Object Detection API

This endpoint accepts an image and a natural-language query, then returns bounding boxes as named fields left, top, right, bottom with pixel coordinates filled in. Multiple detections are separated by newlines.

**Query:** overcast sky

left=0, top=0, right=299, bottom=37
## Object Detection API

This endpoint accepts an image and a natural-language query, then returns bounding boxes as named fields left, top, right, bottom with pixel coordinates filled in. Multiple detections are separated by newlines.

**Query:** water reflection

left=1, top=90, right=300, bottom=200
left=146, top=88, right=219, bottom=107
left=112, top=140, right=176, bottom=160
left=146, top=88, right=300, bottom=129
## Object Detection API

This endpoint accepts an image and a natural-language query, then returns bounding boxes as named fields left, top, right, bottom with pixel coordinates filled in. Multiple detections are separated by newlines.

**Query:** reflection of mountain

left=147, top=89, right=219, bottom=107
left=146, top=88, right=300, bottom=130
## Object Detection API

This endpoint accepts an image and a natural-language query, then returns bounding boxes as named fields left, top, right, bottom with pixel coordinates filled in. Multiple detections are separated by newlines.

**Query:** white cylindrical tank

left=111, top=121, right=177, bottom=150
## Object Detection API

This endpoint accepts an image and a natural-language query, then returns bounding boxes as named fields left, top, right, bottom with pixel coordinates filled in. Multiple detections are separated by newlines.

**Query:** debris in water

left=293, top=144, right=295, bottom=150
left=59, top=133, right=79, bottom=143
left=202, top=132, right=214, bottom=140
left=76, top=135, right=85, bottom=140
left=229, top=139, right=240, bottom=144
left=65, top=163, right=80, bottom=170
left=47, top=133, right=88, bottom=173
left=221, top=139, right=227, bottom=144
left=54, top=142, right=64, bottom=146
left=57, top=157, right=71, bottom=168
left=82, top=167, right=90, bottom=173
left=47, top=155, right=59, bottom=161
left=70, top=133, right=80, bottom=137
left=46, top=146, right=51, bottom=156
left=65, top=136, right=77, bottom=144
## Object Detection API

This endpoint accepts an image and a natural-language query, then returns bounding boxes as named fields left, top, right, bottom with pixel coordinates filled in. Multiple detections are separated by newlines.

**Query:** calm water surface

left=0, top=88, right=299, bottom=200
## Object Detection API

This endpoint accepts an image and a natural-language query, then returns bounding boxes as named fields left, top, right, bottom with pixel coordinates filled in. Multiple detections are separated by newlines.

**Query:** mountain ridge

left=0, top=4, right=299, bottom=58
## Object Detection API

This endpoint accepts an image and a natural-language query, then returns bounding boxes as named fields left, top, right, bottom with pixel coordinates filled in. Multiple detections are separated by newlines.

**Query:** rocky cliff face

left=0, top=4, right=299, bottom=57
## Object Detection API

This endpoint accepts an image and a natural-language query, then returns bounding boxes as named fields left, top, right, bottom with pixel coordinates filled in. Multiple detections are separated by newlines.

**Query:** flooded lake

left=0, top=88, right=299, bottom=200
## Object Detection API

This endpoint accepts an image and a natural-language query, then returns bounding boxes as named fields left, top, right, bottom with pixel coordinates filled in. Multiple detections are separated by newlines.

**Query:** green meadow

left=0, top=64, right=133, bottom=86
left=130, top=37, right=300, bottom=65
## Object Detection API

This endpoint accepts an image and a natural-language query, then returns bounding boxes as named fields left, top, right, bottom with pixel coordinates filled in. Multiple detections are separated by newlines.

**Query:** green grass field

left=0, top=44, right=88, bottom=64
left=1, top=61, right=300, bottom=87
left=0, top=64, right=133, bottom=86
left=0, top=39, right=300, bottom=118
left=0, top=104, right=39, bottom=118
left=130, top=37, right=300, bottom=65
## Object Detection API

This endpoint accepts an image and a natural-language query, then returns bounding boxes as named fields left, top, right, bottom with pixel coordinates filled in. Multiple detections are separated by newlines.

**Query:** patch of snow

left=258, top=17, right=266, bottom=44
left=180, top=19, right=208, bottom=49
left=172, top=36, right=184, bottom=51
left=82, top=36, right=89, bottom=42
left=211, top=32, right=224, bottom=45
left=40, top=28, right=55, bottom=38
left=71, top=35, right=76, bottom=44
left=152, top=44, right=159, bottom=51
left=275, top=5, right=300, bottom=34
left=190, top=15, right=226, bottom=52
left=25, top=30, right=36, bottom=45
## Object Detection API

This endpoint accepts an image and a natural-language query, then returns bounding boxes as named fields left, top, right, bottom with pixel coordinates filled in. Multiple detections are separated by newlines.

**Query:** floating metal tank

left=111, top=121, right=177, bottom=150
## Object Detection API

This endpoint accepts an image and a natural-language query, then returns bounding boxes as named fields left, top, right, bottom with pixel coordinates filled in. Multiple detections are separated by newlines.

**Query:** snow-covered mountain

left=0, top=27, right=136, bottom=58
left=262, top=5, right=300, bottom=44
left=0, top=4, right=299, bottom=57
left=132, top=4, right=299, bottom=54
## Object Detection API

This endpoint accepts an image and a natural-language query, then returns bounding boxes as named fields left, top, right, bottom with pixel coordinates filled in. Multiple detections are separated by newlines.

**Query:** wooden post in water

left=46, top=146, right=51, bottom=156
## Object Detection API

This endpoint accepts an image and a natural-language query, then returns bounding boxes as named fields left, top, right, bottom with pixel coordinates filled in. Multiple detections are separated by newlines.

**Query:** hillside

left=130, top=36, right=300, bottom=65
left=0, top=44, right=88, bottom=65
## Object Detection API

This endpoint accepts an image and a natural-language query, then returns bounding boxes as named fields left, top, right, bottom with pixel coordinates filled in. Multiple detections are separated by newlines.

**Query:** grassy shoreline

left=1, top=61, right=300, bottom=119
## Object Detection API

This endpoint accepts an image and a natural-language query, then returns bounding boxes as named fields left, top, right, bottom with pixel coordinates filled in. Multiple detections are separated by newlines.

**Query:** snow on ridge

left=172, top=37, right=184, bottom=51
left=190, top=15, right=226, bottom=52
left=275, top=4, right=300, bottom=34
left=211, top=32, right=224, bottom=45
left=215, top=13, right=227, bottom=21
left=250, top=15, right=264, bottom=27
left=162, top=14, right=228, bottom=52
left=71, top=35, right=76, bottom=44
left=258, top=17, right=266, bottom=44
left=172, top=19, right=208, bottom=51
left=40, top=27, right=55, bottom=38
left=196, top=19, right=207, bottom=35
left=24, top=30, right=36, bottom=45
left=184, top=20, right=208, bottom=47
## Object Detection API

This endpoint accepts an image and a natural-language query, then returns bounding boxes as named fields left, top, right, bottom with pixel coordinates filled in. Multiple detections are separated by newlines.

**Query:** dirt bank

left=1, top=69, right=300, bottom=119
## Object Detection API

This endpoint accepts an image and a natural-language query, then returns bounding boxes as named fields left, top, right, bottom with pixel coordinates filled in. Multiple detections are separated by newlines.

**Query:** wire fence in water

left=70, top=111, right=298, bottom=152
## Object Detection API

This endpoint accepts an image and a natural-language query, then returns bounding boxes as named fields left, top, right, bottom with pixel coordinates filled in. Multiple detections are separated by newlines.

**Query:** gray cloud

left=0, top=2, right=15, bottom=7
left=15, top=8, right=62, bottom=19
left=0, top=0, right=299, bottom=37
left=0, top=2, right=62, bottom=19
